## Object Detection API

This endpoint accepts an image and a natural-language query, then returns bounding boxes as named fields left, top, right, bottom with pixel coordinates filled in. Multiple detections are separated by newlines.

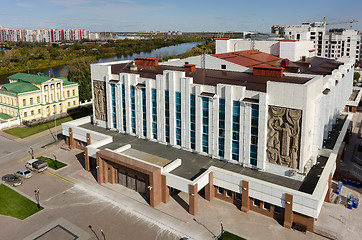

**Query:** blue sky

left=1, top=0, right=362, bottom=32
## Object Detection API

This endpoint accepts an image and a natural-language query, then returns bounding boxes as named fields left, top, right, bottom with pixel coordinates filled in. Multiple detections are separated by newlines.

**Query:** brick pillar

left=241, top=180, right=250, bottom=213
left=84, top=148, right=90, bottom=171
left=205, top=171, right=214, bottom=201
left=161, top=175, right=169, bottom=204
left=189, top=184, right=198, bottom=215
left=103, top=160, right=109, bottom=183
left=86, top=133, right=91, bottom=145
left=284, top=193, right=293, bottom=229
left=324, top=173, right=332, bottom=203
left=69, top=128, right=76, bottom=149
left=96, top=154, right=104, bottom=184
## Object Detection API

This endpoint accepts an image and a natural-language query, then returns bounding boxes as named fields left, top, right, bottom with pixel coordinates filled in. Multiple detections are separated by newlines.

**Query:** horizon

left=1, top=0, right=361, bottom=33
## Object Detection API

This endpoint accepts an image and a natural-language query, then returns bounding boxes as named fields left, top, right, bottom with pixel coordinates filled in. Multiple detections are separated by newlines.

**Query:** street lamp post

left=34, top=189, right=40, bottom=209
left=88, top=225, right=100, bottom=240
left=100, top=229, right=105, bottom=240
left=29, top=147, right=34, bottom=159
left=53, top=153, right=58, bottom=170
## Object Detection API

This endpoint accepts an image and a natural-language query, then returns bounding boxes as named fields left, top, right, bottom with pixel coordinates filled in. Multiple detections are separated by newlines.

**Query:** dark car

left=2, top=174, right=22, bottom=187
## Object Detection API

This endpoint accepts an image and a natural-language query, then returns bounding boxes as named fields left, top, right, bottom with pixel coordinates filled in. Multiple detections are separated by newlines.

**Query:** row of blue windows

left=202, top=97, right=209, bottom=153
left=175, top=92, right=182, bottom=146
left=190, top=94, right=196, bottom=150
left=111, top=84, right=117, bottom=129
left=130, top=86, right=136, bottom=134
left=165, top=91, right=170, bottom=143
left=219, top=99, right=225, bottom=157
left=250, top=104, right=259, bottom=166
left=232, top=101, right=240, bottom=161
left=141, top=88, right=147, bottom=137
left=121, top=85, right=126, bottom=131
left=151, top=89, right=157, bottom=139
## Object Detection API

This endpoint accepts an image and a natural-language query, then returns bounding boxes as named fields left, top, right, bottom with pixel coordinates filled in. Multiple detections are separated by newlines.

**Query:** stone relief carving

left=93, top=80, right=107, bottom=121
left=267, top=106, right=302, bottom=169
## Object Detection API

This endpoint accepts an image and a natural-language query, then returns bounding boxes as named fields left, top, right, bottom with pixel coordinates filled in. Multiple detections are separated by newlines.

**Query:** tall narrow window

left=111, top=84, right=117, bottom=129
left=130, top=86, right=136, bottom=134
left=190, top=94, right=196, bottom=150
left=202, top=97, right=209, bottom=153
left=151, top=89, right=157, bottom=139
left=219, top=98, right=225, bottom=157
left=141, top=88, right=147, bottom=137
left=121, top=84, right=126, bottom=131
left=175, top=92, right=182, bottom=146
left=250, top=104, right=259, bottom=166
left=165, top=91, right=170, bottom=143
left=232, top=101, right=240, bottom=161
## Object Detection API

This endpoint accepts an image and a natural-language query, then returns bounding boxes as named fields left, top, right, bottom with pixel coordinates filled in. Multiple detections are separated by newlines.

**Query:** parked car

left=25, top=159, right=48, bottom=172
left=14, top=169, right=33, bottom=179
left=2, top=174, right=22, bottom=187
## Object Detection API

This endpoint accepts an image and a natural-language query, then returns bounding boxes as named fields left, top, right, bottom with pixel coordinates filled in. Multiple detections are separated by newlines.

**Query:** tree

left=67, top=57, right=95, bottom=102
left=354, top=72, right=360, bottom=81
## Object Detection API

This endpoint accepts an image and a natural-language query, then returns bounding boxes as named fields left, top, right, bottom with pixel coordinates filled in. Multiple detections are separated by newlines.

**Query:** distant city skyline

left=1, top=0, right=362, bottom=33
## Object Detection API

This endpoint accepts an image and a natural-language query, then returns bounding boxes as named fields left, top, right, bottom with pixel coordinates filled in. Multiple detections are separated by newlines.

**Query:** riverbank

left=0, top=37, right=201, bottom=76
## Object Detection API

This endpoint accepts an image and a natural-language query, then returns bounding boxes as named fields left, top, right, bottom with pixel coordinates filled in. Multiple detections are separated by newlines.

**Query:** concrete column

left=205, top=172, right=215, bottom=201
left=324, top=173, right=332, bottom=203
left=69, top=128, right=76, bottom=149
left=48, top=84, right=52, bottom=103
left=54, top=83, right=58, bottom=102
left=241, top=180, right=250, bottom=213
left=96, top=155, right=104, bottom=184
left=189, top=183, right=198, bottom=215
left=60, top=82, right=64, bottom=100
left=284, top=193, right=294, bottom=229
left=41, top=85, right=46, bottom=104
left=161, top=175, right=169, bottom=204
left=110, top=164, right=116, bottom=184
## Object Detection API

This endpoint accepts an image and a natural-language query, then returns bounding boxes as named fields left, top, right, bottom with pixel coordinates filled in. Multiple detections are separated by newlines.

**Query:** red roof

left=211, top=50, right=282, bottom=69
left=215, top=38, right=230, bottom=40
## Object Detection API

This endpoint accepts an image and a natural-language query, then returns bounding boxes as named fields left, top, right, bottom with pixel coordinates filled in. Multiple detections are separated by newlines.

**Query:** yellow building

left=0, top=73, right=79, bottom=122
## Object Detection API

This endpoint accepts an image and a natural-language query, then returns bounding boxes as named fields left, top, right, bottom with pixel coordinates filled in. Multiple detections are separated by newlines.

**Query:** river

left=0, top=41, right=203, bottom=84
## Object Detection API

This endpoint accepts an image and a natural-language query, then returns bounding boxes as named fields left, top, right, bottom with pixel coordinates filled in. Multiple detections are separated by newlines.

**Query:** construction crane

left=323, top=17, right=358, bottom=27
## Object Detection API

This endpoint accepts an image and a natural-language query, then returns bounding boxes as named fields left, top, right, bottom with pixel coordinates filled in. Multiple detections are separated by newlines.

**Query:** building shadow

left=75, top=152, right=85, bottom=169
left=171, top=190, right=189, bottom=213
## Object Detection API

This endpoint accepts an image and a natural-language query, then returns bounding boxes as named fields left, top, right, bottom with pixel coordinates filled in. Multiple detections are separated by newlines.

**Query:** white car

left=14, top=169, right=33, bottom=179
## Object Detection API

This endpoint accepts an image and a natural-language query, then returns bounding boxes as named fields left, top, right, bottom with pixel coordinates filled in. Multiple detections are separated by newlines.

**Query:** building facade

left=0, top=73, right=79, bottom=122
left=62, top=56, right=357, bottom=231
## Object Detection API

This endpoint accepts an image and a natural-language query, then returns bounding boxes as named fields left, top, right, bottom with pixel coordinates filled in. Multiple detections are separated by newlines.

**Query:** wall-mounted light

left=286, top=201, right=291, bottom=205
left=96, top=166, right=99, bottom=169
left=242, top=187, right=247, bottom=191
left=148, top=186, right=152, bottom=190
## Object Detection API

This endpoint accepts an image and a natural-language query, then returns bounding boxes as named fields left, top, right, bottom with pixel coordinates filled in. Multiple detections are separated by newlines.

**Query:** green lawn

left=3, top=108, right=92, bottom=138
left=37, top=156, right=67, bottom=170
left=0, top=184, right=43, bottom=220
left=219, top=231, right=246, bottom=240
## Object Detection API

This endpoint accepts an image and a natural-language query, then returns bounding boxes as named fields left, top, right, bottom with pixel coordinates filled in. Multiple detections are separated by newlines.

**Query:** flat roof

left=122, top=148, right=171, bottom=167
left=211, top=50, right=282, bottom=69
left=81, top=123, right=327, bottom=194
left=110, top=62, right=311, bottom=93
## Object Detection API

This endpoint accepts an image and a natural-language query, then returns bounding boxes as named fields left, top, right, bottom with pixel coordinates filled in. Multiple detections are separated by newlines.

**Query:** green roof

left=8, top=73, right=52, bottom=84
left=0, top=112, right=13, bottom=120
left=0, top=81, right=39, bottom=94
left=63, top=79, right=78, bottom=86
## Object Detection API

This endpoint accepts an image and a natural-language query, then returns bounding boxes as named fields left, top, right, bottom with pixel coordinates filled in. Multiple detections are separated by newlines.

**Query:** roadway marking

left=45, top=169, right=76, bottom=185
left=17, top=146, right=58, bottom=163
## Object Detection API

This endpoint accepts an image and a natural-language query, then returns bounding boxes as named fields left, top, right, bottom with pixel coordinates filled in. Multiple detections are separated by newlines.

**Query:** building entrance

left=118, top=169, right=147, bottom=194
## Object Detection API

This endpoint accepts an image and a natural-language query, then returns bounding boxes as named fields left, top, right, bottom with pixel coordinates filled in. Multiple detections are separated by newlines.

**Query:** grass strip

left=0, top=184, right=43, bottom=220
left=37, top=156, right=67, bottom=170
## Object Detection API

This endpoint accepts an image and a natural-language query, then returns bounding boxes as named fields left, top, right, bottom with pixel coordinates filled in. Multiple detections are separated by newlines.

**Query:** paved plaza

left=0, top=125, right=361, bottom=239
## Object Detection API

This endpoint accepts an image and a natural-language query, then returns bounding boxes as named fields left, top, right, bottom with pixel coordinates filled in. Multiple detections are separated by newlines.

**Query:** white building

left=215, top=38, right=316, bottom=61
left=281, top=22, right=362, bottom=62
left=61, top=56, right=358, bottom=231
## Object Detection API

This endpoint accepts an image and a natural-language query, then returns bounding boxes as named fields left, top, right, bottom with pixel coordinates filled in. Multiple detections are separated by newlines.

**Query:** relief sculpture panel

left=93, top=80, right=107, bottom=121
left=267, top=106, right=302, bottom=169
